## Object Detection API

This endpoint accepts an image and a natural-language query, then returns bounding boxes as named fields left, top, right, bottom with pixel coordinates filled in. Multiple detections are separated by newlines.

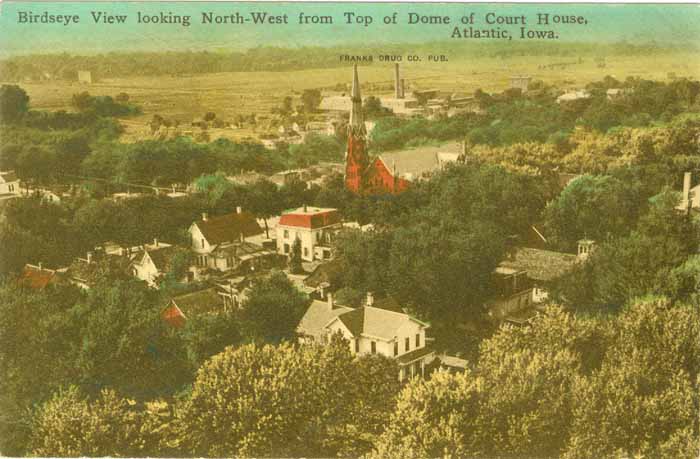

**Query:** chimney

left=394, top=63, right=401, bottom=99
left=38, top=262, right=43, bottom=271
left=366, top=291, right=374, bottom=307
left=303, top=204, right=308, bottom=213
left=236, top=206, right=242, bottom=214
left=153, top=238, right=158, bottom=247
left=327, top=292, right=334, bottom=309
left=683, top=172, right=692, bottom=212
left=86, top=251, right=93, bottom=264
left=399, top=78, right=405, bottom=99
left=202, top=212, right=208, bottom=221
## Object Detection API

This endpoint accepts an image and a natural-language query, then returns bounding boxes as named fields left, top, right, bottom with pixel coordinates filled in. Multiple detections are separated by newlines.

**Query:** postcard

left=0, top=1, right=699, bottom=458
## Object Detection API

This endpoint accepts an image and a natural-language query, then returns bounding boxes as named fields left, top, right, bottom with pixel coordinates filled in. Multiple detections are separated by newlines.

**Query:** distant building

left=162, top=287, right=226, bottom=328
left=0, top=171, right=20, bottom=197
left=277, top=206, right=342, bottom=261
left=18, top=264, right=64, bottom=290
left=189, top=209, right=273, bottom=274
left=557, top=90, right=591, bottom=104
left=130, top=240, right=191, bottom=288
left=297, top=292, right=435, bottom=381
left=510, top=75, right=532, bottom=93
left=344, top=65, right=464, bottom=196
left=77, top=70, right=93, bottom=84
left=65, top=250, right=134, bottom=290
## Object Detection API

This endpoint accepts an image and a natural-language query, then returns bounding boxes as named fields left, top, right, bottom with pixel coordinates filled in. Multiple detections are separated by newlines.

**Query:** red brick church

left=345, top=65, right=411, bottom=195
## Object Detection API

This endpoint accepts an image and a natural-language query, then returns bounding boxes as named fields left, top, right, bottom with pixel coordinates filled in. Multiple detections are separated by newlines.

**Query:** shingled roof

left=336, top=306, right=428, bottom=341
left=171, top=287, right=224, bottom=317
left=195, top=212, right=263, bottom=245
left=500, top=247, right=578, bottom=282
left=296, top=299, right=353, bottom=341
left=19, top=265, right=62, bottom=290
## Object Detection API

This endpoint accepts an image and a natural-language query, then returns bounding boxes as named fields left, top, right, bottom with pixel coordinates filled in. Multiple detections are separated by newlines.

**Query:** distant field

left=9, top=51, right=700, bottom=142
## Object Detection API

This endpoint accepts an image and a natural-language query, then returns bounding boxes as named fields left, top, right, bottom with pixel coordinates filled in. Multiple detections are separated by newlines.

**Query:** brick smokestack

left=683, top=172, right=692, bottom=213
left=394, top=63, right=400, bottom=99
left=400, top=78, right=405, bottom=99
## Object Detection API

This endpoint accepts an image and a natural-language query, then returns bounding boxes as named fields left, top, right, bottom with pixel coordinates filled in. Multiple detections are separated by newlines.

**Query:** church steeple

left=345, top=64, right=368, bottom=194
left=349, top=64, right=366, bottom=136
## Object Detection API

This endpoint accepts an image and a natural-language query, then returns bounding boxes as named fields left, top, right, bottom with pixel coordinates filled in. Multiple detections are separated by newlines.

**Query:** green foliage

left=363, top=96, right=393, bottom=120
left=237, top=271, right=309, bottom=344
left=287, top=133, right=344, bottom=166
left=301, top=89, right=321, bottom=113
left=71, top=91, right=140, bottom=117
left=289, top=237, right=304, bottom=274
left=0, top=84, right=29, bottom=124
left=180, top=312, right=241, bottom=368
left=175, top=339, right=399, bottom=457
left=375, top=301, right=700, bottom=458
left=553, top=190, right=699, bottom=312
left=30, top=386, right=144, bottom=457
left=544, top=174, right=642, bottom=251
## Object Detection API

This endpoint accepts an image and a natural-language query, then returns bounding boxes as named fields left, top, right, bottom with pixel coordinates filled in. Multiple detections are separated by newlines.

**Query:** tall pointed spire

left=349, top=64, right=365, bottom=134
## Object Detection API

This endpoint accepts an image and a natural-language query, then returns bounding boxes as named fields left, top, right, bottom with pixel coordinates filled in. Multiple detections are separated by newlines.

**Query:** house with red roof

left=276, top=206, right=342, bottom=262
left=18, top=264, right=64, bottom=290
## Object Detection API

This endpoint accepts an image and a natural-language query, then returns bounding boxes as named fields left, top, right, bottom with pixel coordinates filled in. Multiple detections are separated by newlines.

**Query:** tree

left=289, top=237, right=304, bottom=275
left=543, top=174, right=641, bottom=251
left=0, top=85, right=29, bottom=123
left=175, top=339, right=399, bottom=457
left=301, top=89, right=321, bottom=113
left=372, top=370, right=483, bottom=459
left=236, top=271, right=309, bottom=344
left=30, top=386, right=144, bottom=457
left=180, top=312, right=241, bottom=368
left=71, top=91, right=93, bottom=111
left=115, top=92, right=130, bottom=103
left=245, top=179, right=282, bottom=239
left=203, top=111, right=216, bottom=122
left=564, top=297, right=700, bottom=459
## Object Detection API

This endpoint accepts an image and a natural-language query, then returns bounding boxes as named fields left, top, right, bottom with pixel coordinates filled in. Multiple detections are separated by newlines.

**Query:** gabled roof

left=377, top=142, right=461, bottom=182
left=279, top=207, right=340, bottom=229
left=170, top=288, right=223, bottom=317
left=194, top=212, right=263, bottom=245
left=297, top=299, right=353, bottom=340
left=19, top=265, right=61, bottom=290
left=304, top=259, right=344, bottom=288
left=499, top=247, right=578, bottom=282
left=334, top=306, right=428, bottom=341
left=0, top=171, right=18, bottom=183
left=143, top=245, right=182, bottom=272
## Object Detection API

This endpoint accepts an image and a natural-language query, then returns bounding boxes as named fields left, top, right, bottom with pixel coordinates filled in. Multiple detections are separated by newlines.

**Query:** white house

left=130, top=240, right=190, bottom=288
left=0, top=171, right=20, bottom=196
left=189, top=209, right=272, bottom=273
left=277, top=206, right=342, bottom=262
left=297, top=292, right=435, bottom=381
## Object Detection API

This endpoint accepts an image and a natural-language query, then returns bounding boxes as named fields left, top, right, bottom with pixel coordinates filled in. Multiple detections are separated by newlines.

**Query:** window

left=355, top=339, right=360, bottom=353
left=415, top=333, right=421, bottom=348
left=284, top=230, right=289, bottom=239
left=226, top=257, right=233, bottom=268
left=405, top=337, right=410, bottom=352
left=303, top=247, right=309, bottom=257
left=201, top=238, right=205, bottom=249
left=371, top=341, right=376, bottom=354
left=283, top=243, right=290, bottom=254
left=393, top=341, right=399, bottom=356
